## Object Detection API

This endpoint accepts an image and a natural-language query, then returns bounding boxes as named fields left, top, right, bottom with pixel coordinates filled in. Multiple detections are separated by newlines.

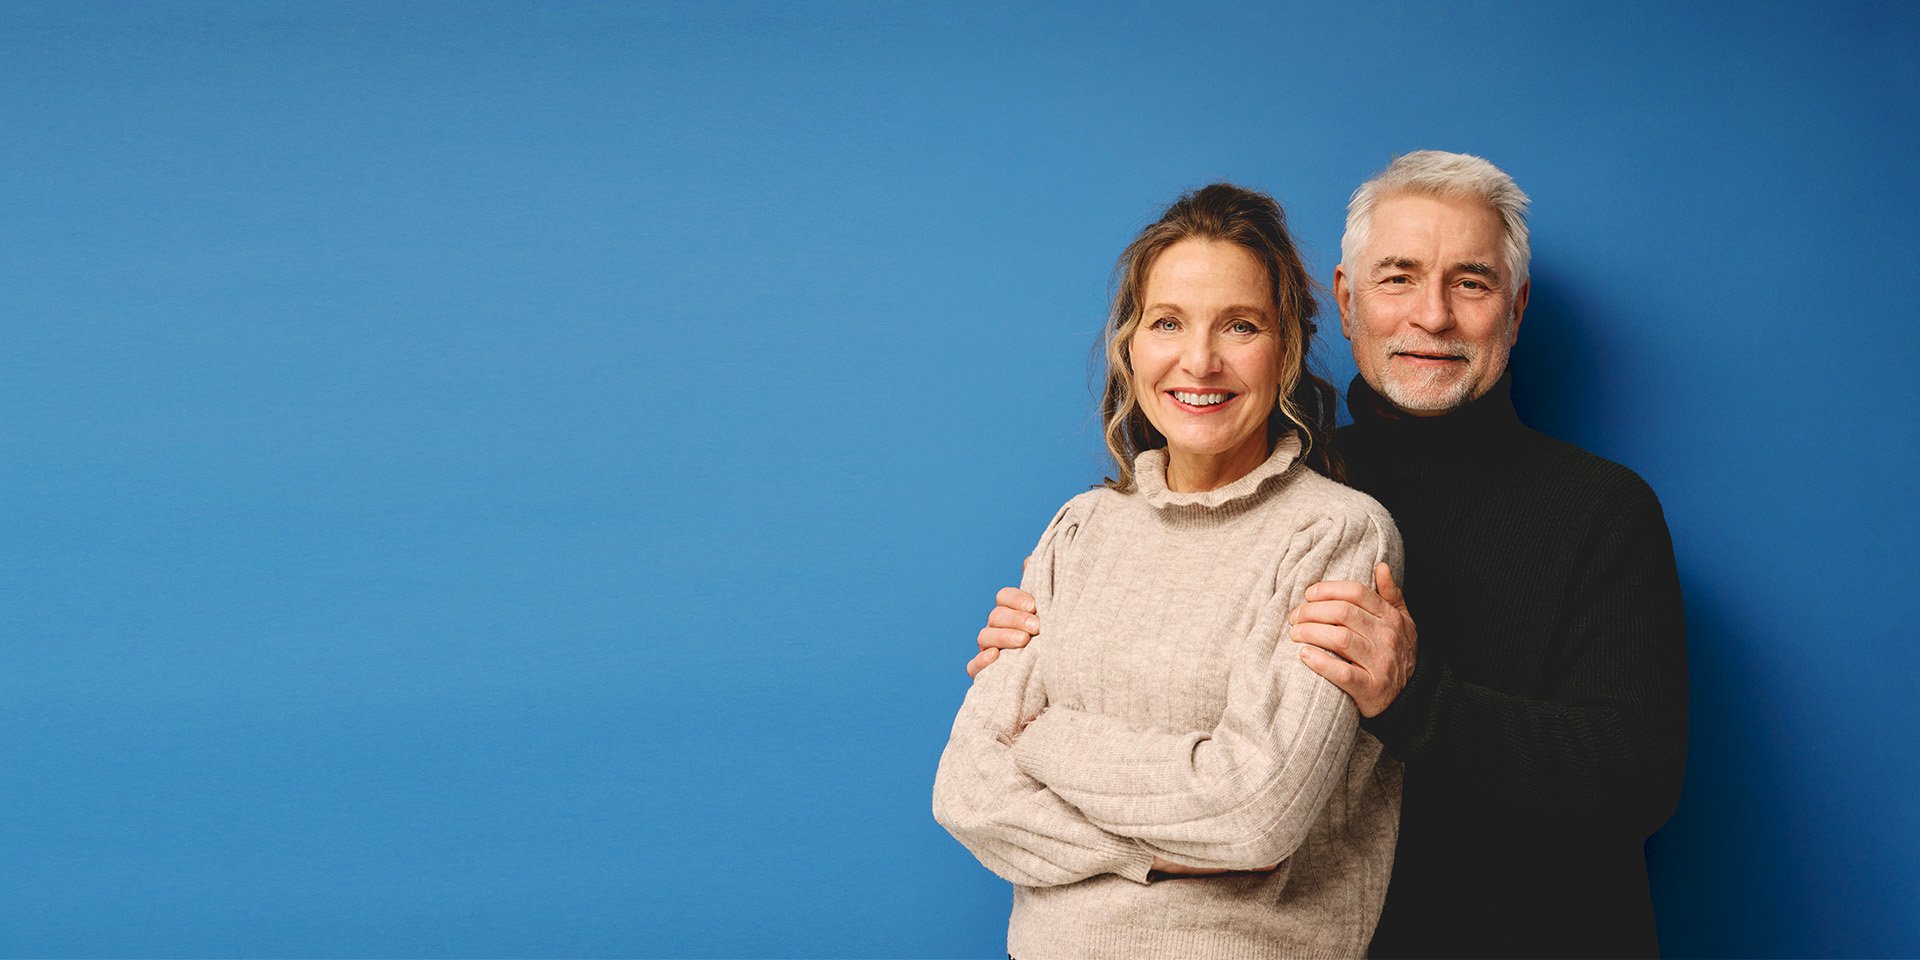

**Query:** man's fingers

left=1374, top=562, right=1406, bottom=609
left=1300, top=579, right=1390, bottom=618
left=1298, top=643, right=1367, bottom=693
left=966, top=647, right=999, bottom=678
left=1290, top=599, right=1384, bottom=634
left=996, top=586, right=1037, bottom=614
left=987, top=605, right=1040, bottom=635
left=1301, top=579, right=1366, bottom=603
left=978, top=626, right=1033, bottom=653
left=1290, top=622, right=1364, bottom=662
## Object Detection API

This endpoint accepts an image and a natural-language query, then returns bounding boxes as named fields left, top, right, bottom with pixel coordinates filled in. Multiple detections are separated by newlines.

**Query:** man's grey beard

left=1375, top=333, right=1481, bottom=413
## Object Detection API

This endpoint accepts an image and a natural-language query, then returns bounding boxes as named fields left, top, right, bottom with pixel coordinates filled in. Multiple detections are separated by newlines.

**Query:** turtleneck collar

left=1344, top=370, right=1527, bottom=470
left=1134, top=432, right=1303, bottom=515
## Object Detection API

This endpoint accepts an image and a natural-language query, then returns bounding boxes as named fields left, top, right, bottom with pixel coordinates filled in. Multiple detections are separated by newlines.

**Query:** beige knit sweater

left=932, top=435, right=1405, bottom=959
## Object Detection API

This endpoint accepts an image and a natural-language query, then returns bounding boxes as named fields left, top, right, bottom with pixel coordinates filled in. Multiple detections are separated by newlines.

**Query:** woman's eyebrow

left=1216, top=303, right=1273, bottom=317
left=1146, top=302, right=1272, bottom=316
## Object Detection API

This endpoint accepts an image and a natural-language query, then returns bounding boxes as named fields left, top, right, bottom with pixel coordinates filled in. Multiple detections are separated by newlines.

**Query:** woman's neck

left=1164, top=437, right=1271, bottom=492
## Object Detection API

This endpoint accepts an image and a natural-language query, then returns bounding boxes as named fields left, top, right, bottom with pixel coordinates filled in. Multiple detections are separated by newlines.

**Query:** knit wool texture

left=1342, top=373, right=1689, bottom=959
left=933, top=435, right=1405, bottom=960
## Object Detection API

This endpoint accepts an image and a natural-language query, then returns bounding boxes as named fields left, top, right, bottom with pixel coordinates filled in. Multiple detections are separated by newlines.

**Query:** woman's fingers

left=978, top=625, right=1034, bottom=652
left=996, top=586, right=1037, bottom=613
left=987, top=604, right=1040, bottom=634
left=966, top=647, right=999, bottom=678
left=970, top=586, right=1040, bottom=678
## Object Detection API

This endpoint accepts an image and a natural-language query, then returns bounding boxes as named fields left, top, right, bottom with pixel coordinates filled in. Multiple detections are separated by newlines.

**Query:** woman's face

left=1128, top=238, right=1283, bottom=485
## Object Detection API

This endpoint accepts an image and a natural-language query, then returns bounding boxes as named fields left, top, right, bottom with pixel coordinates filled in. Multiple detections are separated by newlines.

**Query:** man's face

left=1334, top=193, right=1529, bottom=415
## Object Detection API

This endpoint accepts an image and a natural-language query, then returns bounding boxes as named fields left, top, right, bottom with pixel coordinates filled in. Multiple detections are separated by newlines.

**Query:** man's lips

left=1394, top=350, right=1466, bottom=364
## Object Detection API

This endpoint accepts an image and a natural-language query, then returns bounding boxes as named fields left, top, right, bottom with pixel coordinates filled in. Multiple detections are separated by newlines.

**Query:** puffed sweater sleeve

left=1009, top=509, right=1403, bottom=870
left=931, top=497, right=1158, bottom=887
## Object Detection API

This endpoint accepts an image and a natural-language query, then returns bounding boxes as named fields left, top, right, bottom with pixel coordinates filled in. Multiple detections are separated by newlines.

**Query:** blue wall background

left=5, top=2, right=1915, bottom=956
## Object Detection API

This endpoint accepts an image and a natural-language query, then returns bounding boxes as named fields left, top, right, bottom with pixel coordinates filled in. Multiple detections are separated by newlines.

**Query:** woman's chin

left=1163, top=430, right=1263, bottom=462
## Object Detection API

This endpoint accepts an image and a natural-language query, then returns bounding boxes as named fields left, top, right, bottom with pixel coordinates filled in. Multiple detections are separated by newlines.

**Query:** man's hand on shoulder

left=1290, top=562, right=1417, bottom=717
left=969, top=584, right=1039, bottom=678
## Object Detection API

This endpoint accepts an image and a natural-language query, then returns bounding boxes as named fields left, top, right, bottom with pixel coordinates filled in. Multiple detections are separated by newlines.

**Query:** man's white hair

left=1341, top=151, right=1532, bottom=294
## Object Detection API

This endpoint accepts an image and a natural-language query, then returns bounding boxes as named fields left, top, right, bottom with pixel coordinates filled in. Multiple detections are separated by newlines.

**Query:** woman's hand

left=970, top=582, right=1040, bottom=678
left=1150, top=857, right=1281, bottom=876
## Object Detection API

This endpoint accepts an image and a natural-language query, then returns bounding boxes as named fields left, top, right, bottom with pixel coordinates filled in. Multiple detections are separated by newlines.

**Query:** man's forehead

left=1362, top=194, right=1506, bottom=256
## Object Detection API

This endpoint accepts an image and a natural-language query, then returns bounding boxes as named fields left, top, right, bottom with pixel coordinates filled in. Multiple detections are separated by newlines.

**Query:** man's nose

left=1407, top=282, right=1454, bottom=334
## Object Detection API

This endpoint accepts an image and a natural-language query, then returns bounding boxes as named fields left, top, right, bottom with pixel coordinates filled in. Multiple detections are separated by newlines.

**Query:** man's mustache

left=1383, top=335, right=1476, bottom=361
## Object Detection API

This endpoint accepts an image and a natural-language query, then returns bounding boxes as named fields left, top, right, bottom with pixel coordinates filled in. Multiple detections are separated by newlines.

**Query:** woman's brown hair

left=1100, top=183, right=1343, bottom=489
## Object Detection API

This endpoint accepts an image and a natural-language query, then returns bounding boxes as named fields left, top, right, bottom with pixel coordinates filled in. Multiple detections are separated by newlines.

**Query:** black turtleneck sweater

left=1338, top=373, right=1687, bottom=959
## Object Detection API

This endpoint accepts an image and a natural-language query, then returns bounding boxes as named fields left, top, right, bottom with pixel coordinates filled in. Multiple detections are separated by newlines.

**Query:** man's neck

left=1344, top=370, right=1525, bottom=470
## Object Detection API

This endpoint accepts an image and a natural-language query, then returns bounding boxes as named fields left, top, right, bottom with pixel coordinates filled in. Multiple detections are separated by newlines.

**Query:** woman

left=931, top=184, right=1404, bottom=959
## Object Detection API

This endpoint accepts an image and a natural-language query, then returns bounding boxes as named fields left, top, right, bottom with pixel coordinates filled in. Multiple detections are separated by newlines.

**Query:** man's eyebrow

left=1371, top=256, right=1420, bottom=271
left=1454, top=260, right=1499, bottom=278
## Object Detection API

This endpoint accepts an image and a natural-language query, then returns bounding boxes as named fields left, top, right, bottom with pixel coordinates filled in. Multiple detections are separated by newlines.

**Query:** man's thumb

left=1375, top=562, right=1405, bottom=607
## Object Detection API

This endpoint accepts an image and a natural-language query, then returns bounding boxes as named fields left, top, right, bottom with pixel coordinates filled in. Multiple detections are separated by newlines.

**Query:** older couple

left=933, top=152, right=1688, bottom=959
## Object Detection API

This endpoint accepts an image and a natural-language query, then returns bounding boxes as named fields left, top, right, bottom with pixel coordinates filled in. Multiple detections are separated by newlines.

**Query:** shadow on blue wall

left=1647, top=590, right=1783, bottom=958
left=1509, top=268, right=1604, bottom=445
left=1650, top=587, right=1908, bottom=959
left=1504, top=273, right=1905, bottom=958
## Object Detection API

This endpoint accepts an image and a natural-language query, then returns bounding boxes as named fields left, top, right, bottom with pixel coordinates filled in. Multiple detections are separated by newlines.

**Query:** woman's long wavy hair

left=1100, top=183, right=1344, bottom=490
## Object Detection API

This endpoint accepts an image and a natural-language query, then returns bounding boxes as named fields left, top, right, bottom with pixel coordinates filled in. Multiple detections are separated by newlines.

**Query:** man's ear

left=1333, top=265, right=1354, bottom=338
left=1507, top=279, right=1530, bottom=345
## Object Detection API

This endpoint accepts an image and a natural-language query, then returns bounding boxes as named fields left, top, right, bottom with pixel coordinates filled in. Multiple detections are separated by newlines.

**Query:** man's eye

left=1382, top=276, right=1410, bottom=285
left=1460, top=279, right=1486, bottom=290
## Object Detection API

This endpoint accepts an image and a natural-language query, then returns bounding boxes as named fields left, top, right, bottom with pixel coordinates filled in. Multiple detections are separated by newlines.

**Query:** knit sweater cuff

left=1361, top=655, right=1447, bottom=761
left=1105, top=835, right=1156, bottom=885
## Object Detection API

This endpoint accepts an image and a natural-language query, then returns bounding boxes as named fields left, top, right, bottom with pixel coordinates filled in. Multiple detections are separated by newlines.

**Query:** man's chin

left=1377, top=377, right=1477, bottom=416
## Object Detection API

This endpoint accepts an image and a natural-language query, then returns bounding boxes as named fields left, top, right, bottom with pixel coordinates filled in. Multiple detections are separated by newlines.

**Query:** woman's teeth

left=1173, top=391, right=1230, bottom=406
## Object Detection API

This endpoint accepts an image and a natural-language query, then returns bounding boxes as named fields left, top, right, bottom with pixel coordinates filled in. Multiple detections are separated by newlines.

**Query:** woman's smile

left=1168, top=389, right=1238, bottom=411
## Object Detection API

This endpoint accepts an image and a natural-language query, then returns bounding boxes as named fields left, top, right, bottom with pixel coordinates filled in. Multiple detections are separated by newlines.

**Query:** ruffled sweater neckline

left=1133, top=432, right=1303, bottom=516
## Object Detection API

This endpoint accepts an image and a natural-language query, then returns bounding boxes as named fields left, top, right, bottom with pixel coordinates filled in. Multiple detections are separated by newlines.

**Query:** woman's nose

left=1179, top=332, right=1220, bottom=374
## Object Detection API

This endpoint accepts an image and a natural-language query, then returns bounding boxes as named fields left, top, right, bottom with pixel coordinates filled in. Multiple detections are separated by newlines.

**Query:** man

left=970, top=152, right=1687, bottom=957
